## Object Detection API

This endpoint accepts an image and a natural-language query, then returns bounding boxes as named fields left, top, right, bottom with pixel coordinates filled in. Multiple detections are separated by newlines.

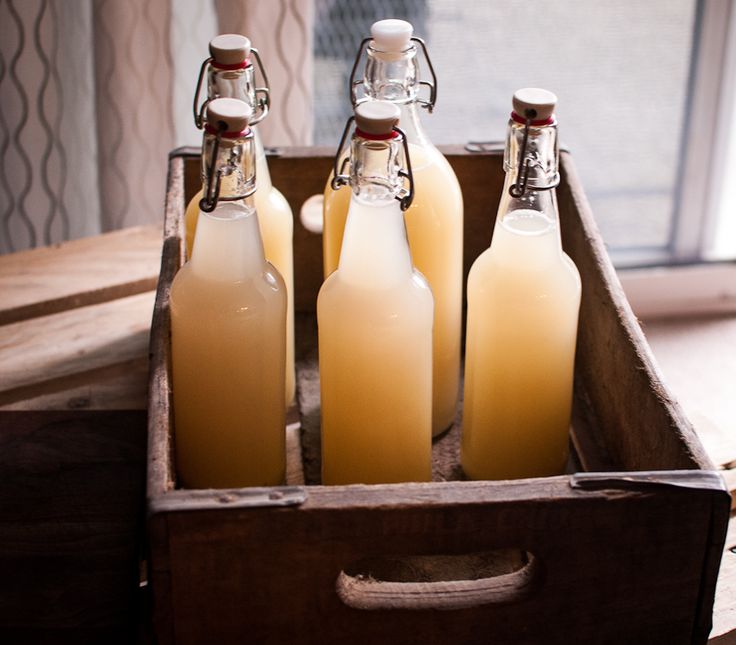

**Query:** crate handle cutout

left=336, top=549, right=540, bottom=611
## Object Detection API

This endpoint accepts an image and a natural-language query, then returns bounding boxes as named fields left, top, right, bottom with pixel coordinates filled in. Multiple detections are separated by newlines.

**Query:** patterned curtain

left=0, top=0, right=314, bottom=254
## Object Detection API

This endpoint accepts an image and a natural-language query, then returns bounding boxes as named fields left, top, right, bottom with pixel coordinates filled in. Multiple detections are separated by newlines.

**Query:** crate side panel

left=0, top=410, right=146, bottom=637
left=160, top=484, right=714, bottom=645
left=557, top=154, right=711, bottom=472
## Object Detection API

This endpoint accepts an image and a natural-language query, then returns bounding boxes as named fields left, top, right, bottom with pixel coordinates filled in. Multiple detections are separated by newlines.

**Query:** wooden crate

left=147, top=147, right=732, bottom=645
left=0, top=227, right=159, bottom=642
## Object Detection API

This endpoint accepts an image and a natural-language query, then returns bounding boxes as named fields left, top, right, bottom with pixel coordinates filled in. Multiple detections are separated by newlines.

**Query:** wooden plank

left=155, top=478, right=726, bottom=645
left=0, top=291, right=154, bottom=407
left=0, top=357, right=149, bottom=411
left=148, top=155, right=185, bottom=498
left=0, top=225, right=161, bottom=326
left=557, top=154, right=713, bottom=473
left=0, top=410, right=146, bottom=640
left=711, top=512, right=736, bottom=643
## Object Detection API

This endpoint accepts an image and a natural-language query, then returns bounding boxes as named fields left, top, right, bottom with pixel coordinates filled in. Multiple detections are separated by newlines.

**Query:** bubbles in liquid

left=502, top=209, right=555, bottom=235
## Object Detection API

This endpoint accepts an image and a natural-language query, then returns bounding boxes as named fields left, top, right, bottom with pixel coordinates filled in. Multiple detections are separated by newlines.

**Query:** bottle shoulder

left=171, top=261, right=286, bottom=305
left=318, top=268, right=433, bottom=306
left=254, top=184, right=293, bottom=222
left=468, top=244, right=582, bottom=295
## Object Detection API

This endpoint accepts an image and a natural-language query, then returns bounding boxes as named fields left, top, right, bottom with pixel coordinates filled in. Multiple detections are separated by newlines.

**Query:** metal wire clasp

left=199, top=122, right=226, bottom=213
left=395, top=125, right=415, bottom=211
left=193, top=57, right=213, bottom=130
left=331, top=116, right=355, bottom=191
left=509, top=115, right=533, bottom=199
left=349, top=36, right=438, bottom=112
left=249, top=48, right=271, bottom=125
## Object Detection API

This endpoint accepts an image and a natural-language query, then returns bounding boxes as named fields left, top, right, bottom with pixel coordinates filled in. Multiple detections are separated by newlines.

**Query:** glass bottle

left=323, top=19, right=463, bottom=436
left=188, top=33, right=295, bottom=406
left=171, top=98, right=287, bottom=488
left=318, top=101, right=433, bottom=485
left=462, top=88, right=582, bottom=480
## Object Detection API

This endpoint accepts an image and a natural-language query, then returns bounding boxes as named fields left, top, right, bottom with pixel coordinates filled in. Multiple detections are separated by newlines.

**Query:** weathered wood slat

left=0, top=291, right=154, bottom=407
left=0, top=225, right=161, bottom=326
left=0, top=357, right=149, bottom=412
left=152, top=478, right=728, bottom=645
left=557, top=154, right=713, bottom=473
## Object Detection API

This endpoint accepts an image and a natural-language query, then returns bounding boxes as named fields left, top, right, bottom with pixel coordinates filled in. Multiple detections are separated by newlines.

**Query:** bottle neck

left=495, top=118, right=561, bottom=245
left=338, top=133, right=413, bottom=284
left=189, top=201, right=265, bottom=281
left=208, top=63, right=256, bottom=110
left=503, top=116, right=559, bottom=191
left=206, top=63, right=271, bottom=180
left=349, top=135, right=404, bottom=204
left=363, top=45, right=429, bottom=147
left=200, top=130, right=256, bottom=200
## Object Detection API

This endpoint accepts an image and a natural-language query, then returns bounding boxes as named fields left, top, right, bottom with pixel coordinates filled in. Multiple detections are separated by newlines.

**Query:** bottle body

left=318, top=195, right=433, bottom=485
left=324, top=134, right=463, bottom=435
left=171, top=202, right=287, bottom=488
left=324, top=28, right=463, bottom=435
left=185, top=128, right=295, bottom=406
left=462, top=200, right=581, bottom=479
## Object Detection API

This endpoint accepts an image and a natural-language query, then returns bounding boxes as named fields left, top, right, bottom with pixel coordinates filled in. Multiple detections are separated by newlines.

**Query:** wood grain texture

left=0, top=291, right=155, bottom=407
left=0, top=357, right=149, bottom=411
left=153, top=479, right=728, bottom=645
left=0, top=225, right=161, bottom=326
left=0, top=410, right=146, bottom=641
left=148, top=148, right=731, bottom=645
left=557, top=154, right=713, bottom=473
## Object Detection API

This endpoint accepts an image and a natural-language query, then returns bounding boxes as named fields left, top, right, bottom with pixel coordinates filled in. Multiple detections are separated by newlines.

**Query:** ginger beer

left=462, top=88, right=581, bottom=480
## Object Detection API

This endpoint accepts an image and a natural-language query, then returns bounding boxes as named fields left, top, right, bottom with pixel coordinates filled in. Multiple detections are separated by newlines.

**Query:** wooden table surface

left=0, top=225, right=733, bottom=643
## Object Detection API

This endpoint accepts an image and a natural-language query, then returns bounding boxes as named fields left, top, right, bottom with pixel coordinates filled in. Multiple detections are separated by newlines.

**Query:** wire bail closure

left=509, top=115, right=533, bottom=199
left=509, top=111, right=560, bottom=198
left=199, top=121, right=226, bottom=213
left=349, top=36, right=437, bottom=112
left=331, top=118, right=415, bottom=211
left=249, top=48, right=271, bottom=125
left=193, top=50, right=271, bottom=129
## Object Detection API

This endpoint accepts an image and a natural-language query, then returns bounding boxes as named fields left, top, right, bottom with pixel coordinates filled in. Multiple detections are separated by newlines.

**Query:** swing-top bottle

left=323, top=19, right=463, bottom=436
left=318, top=101, right=433, bottom=485
left=462, top=88, right=581, bottom=480
left=171, top=98, right=287, bottom=488
left=187, top=33, right=295, bottom=406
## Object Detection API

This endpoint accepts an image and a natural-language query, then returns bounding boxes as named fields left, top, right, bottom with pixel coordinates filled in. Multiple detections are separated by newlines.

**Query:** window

left=313, top=0, right=736, bottom=268
left=1, top=0, right=733, bottom=271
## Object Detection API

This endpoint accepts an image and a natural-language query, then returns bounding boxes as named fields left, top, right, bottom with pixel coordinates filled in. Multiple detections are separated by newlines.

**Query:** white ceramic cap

left=370, top=19, right=413, bottom=51
left=512, top=88, right=557, bottom=121
left=209, top=34, right=251, bottom=66
left=354, top=101, right=401, bottom=136
left=206, top=98, right=252, bottom=132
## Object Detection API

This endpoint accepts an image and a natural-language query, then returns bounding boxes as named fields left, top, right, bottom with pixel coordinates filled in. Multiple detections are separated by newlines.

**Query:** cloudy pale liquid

left=318, top=196, right=433, bottom=485
left=462, top=209, right=581, bottom=480
left=185, top=148, right=295, bottom=406
left=323, top=144, right=462, bottom=435
left=171, top=206, right=286, bottom=488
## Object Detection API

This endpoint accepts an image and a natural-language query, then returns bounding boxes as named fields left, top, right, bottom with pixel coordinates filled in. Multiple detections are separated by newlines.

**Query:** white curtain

left=0, top=0, right=314, bottom=254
